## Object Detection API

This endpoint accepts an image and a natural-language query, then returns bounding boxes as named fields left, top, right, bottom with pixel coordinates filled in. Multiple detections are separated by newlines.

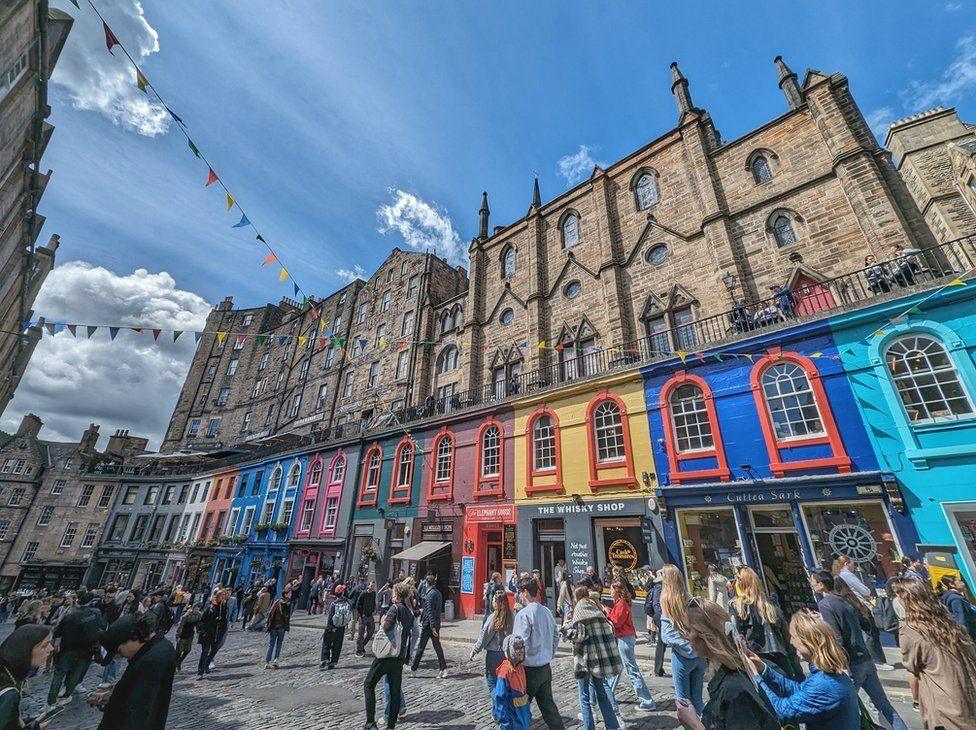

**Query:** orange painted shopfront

left=458, top=503, right=517, bottom=618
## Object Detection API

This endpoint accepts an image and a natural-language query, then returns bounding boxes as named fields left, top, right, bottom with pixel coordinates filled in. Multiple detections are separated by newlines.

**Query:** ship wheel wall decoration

left=827, top=523, right=878, bottom=564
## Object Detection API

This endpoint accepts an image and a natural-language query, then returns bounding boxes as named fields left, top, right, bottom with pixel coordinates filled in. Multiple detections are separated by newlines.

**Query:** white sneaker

left=264, top=662, right=271, bottom=669
left=615, top=714, right=629, bottom=729
left=97, top=682, right=112, bottom=690
left=74, top=684, right=90, bottom=694
left=405, top=665, right=414, bottom=673
left=208, top=661, right=215, bottom=671
left=878, top=663, right=896, bottom=671
left=438, top=669, right=448, bottom=679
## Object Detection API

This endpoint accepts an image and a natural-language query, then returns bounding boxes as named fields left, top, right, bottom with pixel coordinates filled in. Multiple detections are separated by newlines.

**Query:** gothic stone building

left=161, top=57, right=936, bottom=454
left=0, top=1, right=72, bottom=415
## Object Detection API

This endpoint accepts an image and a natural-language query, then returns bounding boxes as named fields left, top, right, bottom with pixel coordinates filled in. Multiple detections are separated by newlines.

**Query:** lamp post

left=722, top=271, right=737, bottom=304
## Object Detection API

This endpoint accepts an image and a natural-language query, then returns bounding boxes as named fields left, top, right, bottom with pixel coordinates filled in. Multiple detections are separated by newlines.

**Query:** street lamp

left=722, top=271, right=737, bottom=302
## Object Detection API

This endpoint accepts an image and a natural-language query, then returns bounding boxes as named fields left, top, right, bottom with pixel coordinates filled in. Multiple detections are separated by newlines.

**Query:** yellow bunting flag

left=279, top=268, right=288, bottom=282
left=216, top=332, right=228, bottom=345
left=379, top=339, right=387, bottom=348
left=873, top=328, right=887, bottom=336
left=226, top=192, right=235, bottom=211
left=810, top=352, right=823, bottom=358
left=297, top=336, right=308, bottom=348
left=947, top=278, right=967, bottom=287
left=676, top=351, right=688, bottom=363
left=135, top=68, right=149, bottom=93
left=538, top=340, right=546, bottom=349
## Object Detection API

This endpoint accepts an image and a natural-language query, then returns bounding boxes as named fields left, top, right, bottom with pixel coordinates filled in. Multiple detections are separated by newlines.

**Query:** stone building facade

left=886, top=107, right=976, bottom=243
left=0, top=1, right=72, bottom=415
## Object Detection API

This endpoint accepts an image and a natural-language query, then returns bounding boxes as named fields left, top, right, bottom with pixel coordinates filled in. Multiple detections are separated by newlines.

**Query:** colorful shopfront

left=459, top=502, right=518, bottom=617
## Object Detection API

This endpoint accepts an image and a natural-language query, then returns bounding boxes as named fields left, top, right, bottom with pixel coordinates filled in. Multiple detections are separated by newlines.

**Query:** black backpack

left=72, top=608, right=106, bottom=648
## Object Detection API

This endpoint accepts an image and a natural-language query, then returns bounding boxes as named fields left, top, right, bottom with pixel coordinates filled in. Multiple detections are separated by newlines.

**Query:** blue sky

left=43, top=0, right=976, bottom=310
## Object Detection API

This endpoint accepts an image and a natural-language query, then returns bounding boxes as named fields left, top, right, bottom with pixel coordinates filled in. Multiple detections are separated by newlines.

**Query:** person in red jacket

left=607, top=580, right=656, bottom=712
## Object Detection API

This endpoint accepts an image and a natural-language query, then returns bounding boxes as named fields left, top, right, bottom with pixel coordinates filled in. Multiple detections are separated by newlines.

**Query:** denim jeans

left=101, top=657, right=121, bottom=685
left=383, top=675, right=406, bottom=710
left=670, top=652, right=706, bottom=715
left=266, top=628, right=285, bottom=662
left=851, top=659, right=907, bottom=730
left=579, top=676, right=619, bottom=730
left=607, top=635, right=654, bottom=706
left=485, top=649, right=504, bottom=694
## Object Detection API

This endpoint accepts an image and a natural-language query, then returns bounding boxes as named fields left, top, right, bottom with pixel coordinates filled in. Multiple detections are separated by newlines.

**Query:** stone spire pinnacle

left=531, top=175, right=541, bottom=208
left=478, top=191, right=490, bottom=240
left=670, top=61, right=695, bottom=118
left=774, top=55, right=803, bottom=110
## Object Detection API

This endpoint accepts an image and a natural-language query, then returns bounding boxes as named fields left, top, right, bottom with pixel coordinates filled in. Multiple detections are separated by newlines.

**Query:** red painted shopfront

left=459, top=503, right=517, bottom=618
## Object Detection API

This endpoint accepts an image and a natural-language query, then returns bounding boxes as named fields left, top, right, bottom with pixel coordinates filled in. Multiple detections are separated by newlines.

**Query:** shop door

left=535, top=541, right=566, bottom=607
left=749, top=507, right=815, bottom=616
left=485, top=530, right=502, bottom=599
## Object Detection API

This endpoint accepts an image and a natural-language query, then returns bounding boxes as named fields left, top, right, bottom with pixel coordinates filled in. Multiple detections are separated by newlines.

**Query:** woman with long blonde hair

left=891, top=578, right=976, bottom=729
left=731, top=566, right=802, bottom=678
left=744, top=610, right=860, bottom=729
left=470, top=587, right=514, bottom=698
left=658, top=564, right=707, bottom=715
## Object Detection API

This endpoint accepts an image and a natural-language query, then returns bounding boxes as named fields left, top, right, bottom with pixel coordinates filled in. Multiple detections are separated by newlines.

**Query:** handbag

left=371, top=607, right=402, bottom=659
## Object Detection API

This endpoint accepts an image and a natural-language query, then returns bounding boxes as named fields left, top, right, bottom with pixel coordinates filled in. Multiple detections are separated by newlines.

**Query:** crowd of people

left=0, top=550, right=973, bottom=729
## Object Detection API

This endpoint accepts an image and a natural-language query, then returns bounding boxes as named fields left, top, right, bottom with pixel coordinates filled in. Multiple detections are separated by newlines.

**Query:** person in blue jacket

left=492, top=634, right=530, bottom=730
left=748, top=610, right=860, bottom=730
left=938, top=574, right=976, bottom=643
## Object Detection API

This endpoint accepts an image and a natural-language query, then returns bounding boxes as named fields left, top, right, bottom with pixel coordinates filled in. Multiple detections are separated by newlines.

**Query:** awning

left=391, top=541, right=451, bottom=562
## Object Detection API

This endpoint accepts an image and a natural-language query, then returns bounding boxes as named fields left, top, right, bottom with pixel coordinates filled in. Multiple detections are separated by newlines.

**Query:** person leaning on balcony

left=248, top=587, right=272, bottom=631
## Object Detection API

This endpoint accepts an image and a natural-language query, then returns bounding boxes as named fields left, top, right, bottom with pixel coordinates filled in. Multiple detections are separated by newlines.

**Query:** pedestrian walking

left=511, top=576, right=563, bottom=729
left=644, top=569, right=667, bottom=677
left=559, top=585, right=622, bottom=730
left=174, top=603, right=201, bottom=671
left=227, top=588, right=239, bottom=624
left=308, top=575, right=323, bottom=616
left=408, top=574, right=447, bottom=676
left=491, top=635, right=531, bottom=730
left=470, top=585, right=514, bottom=695
left=241, top=586, right=256, bottom=630
left=147, top=593, right=174, bottom=636
left=195, top=591, right=228, bottom=680
left=899, top=555, right=930, bottom=583
left=746, top=610, right=860, bottom=730
left=938, top=574, right=976, bottom=643
left=833, top=556, right=892, bottom=670
left=810, top=570, right=907, bottom=730
left=729, top=566, right=802, bottom=679
left=607, top=580, right=656, bottom=712
left=659, top=564, right=707, bottom=716
left=46, top=589, right=105, bottom=709
left=346, top=576, right=365, bottom=639
left=890, top=577, right=976, bottom=729
left=484, top=572, right=506, bottom=615
left=170, top=586, right=187, bottom=625
left=377, top=581, right=393, bottom=614
left=321, top=585, right=350, bottom=669
left=248, top=586, right=272, bottom=631
left=673, top=598, right=779, bottom=730
left=557, top=573, right=575, bottom=619
left=89, top=612, right=177, bottom=730
left=265, top=592, right=291, bottom=669
left=363, top=582, right=413, bottom=730
left=356, top=581, right=377, bottom=657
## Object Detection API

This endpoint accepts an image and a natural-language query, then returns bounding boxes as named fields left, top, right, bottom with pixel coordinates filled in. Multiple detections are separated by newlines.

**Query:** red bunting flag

left=103, top=22, right=120, bottom=54
left=205, top=167, right=218, bottom=187
left=236, top=334, right=246, bottom=348
left=152, top=329, right=161, bottom=341
left=262, top=252, right=277, bottom=265
left=66, top=325, right=77, bottom=337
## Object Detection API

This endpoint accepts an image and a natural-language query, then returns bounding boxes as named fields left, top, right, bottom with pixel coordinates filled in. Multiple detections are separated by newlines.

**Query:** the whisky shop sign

left=535, top=501, right=631, bottom=515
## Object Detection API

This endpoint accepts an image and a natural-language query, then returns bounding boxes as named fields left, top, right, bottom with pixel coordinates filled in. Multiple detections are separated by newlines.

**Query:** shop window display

left=594, top=519, right=649, bottom=596
left=676, top=509, right=743, bottom=600
left=803, top=502, right=901, bottom=589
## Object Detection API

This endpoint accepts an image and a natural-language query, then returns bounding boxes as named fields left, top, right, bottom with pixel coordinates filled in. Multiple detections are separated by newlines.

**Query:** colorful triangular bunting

left=135, top=67, right=149, bottom=93
left=232, top=212, right=250, bottom=228
left=205, top=167, right=218, bottom=187
left=103, top=21, right=120, bottom=54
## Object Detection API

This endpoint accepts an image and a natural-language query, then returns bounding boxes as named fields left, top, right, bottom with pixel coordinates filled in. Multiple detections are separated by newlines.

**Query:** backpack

left=331, top=601, right=350, bottom=628
left=73, top=608, right=105, bottom=648
left=372, top=607, right=402, bottom=659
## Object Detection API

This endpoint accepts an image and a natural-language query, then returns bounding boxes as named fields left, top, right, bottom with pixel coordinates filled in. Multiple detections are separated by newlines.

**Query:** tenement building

left=886, top=107, right=976, bottom=243
left=162, top=57, right=936, bottom=458
left=0, top=1, right=72, bottom=415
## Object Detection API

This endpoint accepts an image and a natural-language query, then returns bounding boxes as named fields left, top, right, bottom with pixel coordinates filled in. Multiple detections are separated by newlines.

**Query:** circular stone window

left=563, top=281, right=582, bottom=299
left=645, top=244, right=669, bottom=266
left=500, top=308, right=514, bottom=325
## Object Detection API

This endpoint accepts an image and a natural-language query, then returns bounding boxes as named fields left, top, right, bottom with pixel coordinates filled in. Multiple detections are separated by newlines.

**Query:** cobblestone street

left=0, top=620, right=920, bottom=729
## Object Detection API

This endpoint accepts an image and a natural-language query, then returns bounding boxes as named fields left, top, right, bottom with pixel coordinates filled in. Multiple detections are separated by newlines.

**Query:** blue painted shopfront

left=830, top=284, right=976, bottom=586
left=642, top=320, right=918, bottom=614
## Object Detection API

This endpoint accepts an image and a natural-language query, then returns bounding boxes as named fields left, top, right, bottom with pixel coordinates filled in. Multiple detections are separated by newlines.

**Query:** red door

left=792, top=274, right=836, bottom=316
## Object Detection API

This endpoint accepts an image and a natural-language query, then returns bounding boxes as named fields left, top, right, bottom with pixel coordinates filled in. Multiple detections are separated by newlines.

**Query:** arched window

left=481, top=425, right=500, bottom=478
left=501, top=245, right=516, bottom=278
left=358, top=446, right=381, bottom=506
left=328, top=453, right=346, bottom=484
left=885, top=334, right=974, bottom=422
left=436, top=345, right=459, bottom=374
left=308, top=460, right=322, bottom=486
left=428, top=431, right=455, bottom=500
left=440, top=312, right=452, bottom=334
left=391, top=439, right=413, bottom=503
left=634, top=173, right=659, bottom=210
left=561, top=212, right=580, bottom=248
left=452, top=306, right=463, bottom=329
left=752, top=155, right=773, bottom=184
left=772, top=215, right=797, bottom=247
left=760, top=362, right=825, bottom=439
left=592, top=400, right=625, bottom=463
left=669, top=383, right=714, bottom=452
left=268, top=466, right=282, bottom=493
left=533, top=415, right=557, bottom=471
left=287, top=463, right=301, bottom=487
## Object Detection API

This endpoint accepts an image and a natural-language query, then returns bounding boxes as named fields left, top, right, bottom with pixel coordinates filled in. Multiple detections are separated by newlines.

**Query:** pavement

left=0, top=616, right=920, bottom=729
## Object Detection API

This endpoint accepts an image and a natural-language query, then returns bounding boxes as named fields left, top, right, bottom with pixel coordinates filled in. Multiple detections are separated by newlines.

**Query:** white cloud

left=903, top=33, right=976, bottom=109
left=376, top=189, right=466, bottom=268
left=944, top=2, right=962, bottom=10
left=866, top=106, right=896, bottom=137
left=1, top=262, right=211, bottom=450
left=51, top=0, right=169, bottom=136
left=557, top=145, right=603, bottom=186
left=335, top=265, right=365, bottom=283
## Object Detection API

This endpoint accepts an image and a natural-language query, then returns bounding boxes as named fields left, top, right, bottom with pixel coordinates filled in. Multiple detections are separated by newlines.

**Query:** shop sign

left=293, top=412, right=325, bottom=427
left=568, top=539, right=590, bottom=577
left=466, top=503, right=515, bottom=523
left=536, top=501, right=631, bottom=515
left=421, top=521, right=453, bottom=537
left=719, top=489, right=802, bottom=503
left=460, top=556, right=475, bottom=594
left=503, top=524, right=517, bottom=561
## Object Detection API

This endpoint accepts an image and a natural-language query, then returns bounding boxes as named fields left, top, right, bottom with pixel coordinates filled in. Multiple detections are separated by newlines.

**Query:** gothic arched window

left=752, top=155, right=773, bottom=183
left=561, top=212, right=580, bottom=248
left=635, top=173, right=659, bottom=210
left=772, top=215, right=797, bottom=247
left=501, top=245, right=516, bottom=278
